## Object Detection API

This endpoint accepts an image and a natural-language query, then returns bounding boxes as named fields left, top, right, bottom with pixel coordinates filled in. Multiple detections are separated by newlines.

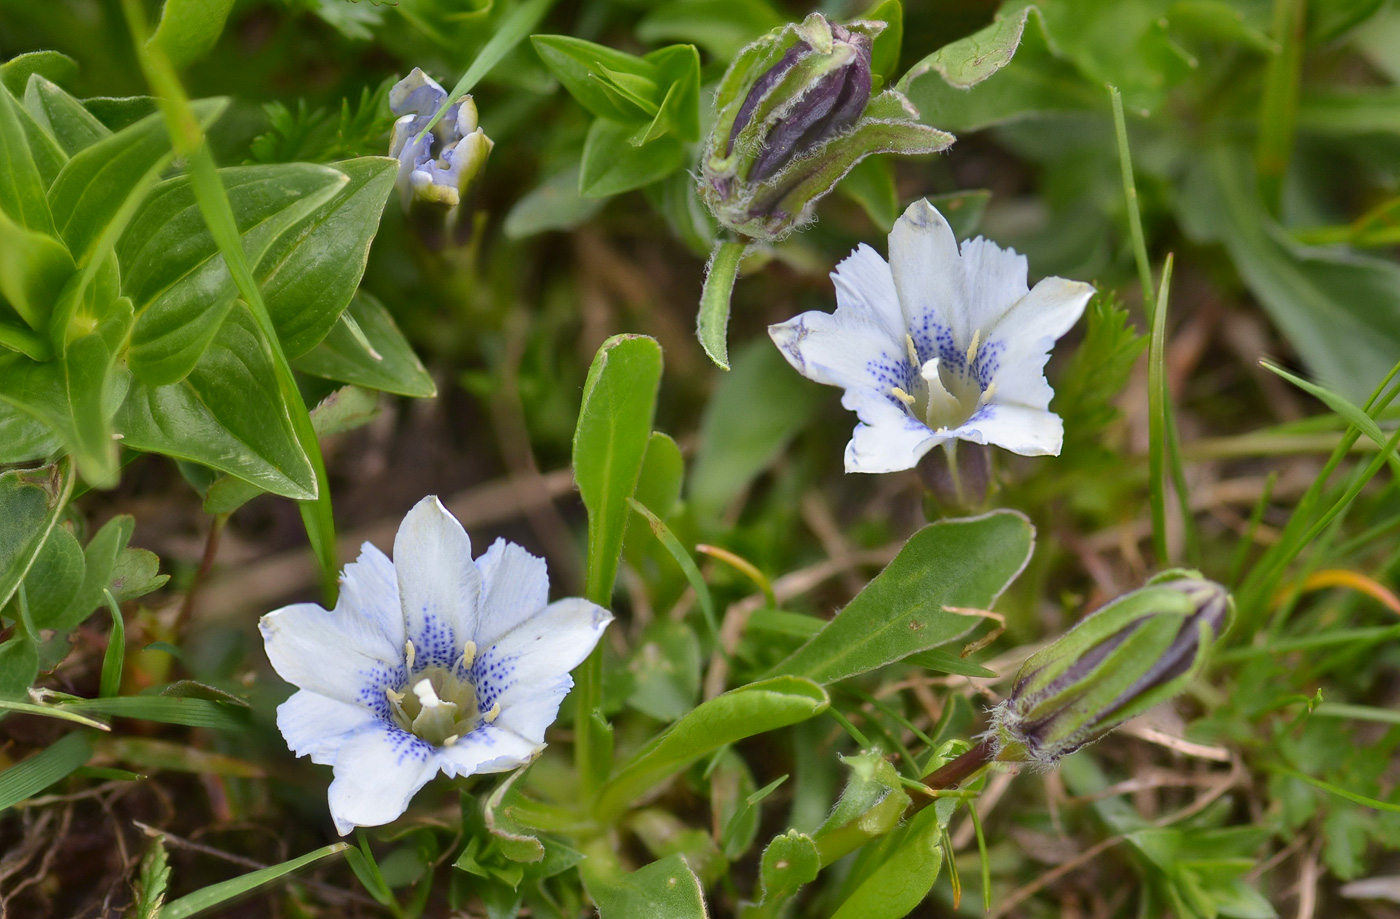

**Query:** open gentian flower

left=260, top=496, right=611, bottom=835
left=769, top=199, right=1094, bottom=473
left=388, top=68, right=492, bottom=213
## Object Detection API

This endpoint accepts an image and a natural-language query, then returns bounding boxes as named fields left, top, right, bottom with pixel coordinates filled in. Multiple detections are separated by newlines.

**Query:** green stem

left=1110, top=86, right=1155, bottom=323
left=1256, top=0, right=1305, bottom=215
left=696, top=239, right=749, bottom=371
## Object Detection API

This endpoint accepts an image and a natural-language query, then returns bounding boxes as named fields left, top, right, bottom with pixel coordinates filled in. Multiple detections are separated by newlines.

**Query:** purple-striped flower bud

left=987, top=574, right=1230, bottom=768
left=699, top=13, right=952, bottom=242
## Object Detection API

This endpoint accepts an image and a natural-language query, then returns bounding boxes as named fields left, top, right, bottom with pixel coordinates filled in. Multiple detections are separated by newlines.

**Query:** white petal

left=327, top=724, right=440, bottom=835
left=952, top=404, right=1064, bottom=456
left=490, top=675, right=573, bottom=744
left=841, top=390, right=944, bottom=473
left=260, top=602, right=403, bottom=706
left=394, top=496, right=483, bottom=673
left=830, top=243, right=905, bottom=342
left=436, top=723, right=543, bottom=778
left=984, top=277, right=1094, bottom=407
left=340, top=543, right=406, bottom=651
left=472, top=598, right=612, bottom=743
left=473, top=539, right=550, bottom=650
left=769, top=307, right=907, bottom=395
left=277, top=691, right=380, bottom=765
left=958, top=236, right=1029, bottom=335
left=889, top=199, right=963, bottom=343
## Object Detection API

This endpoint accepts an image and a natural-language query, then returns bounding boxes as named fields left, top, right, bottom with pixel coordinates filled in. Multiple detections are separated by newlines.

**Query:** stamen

left=965, top=330, right=981, bottom=366
left=456, top=639, right=477, bottom=671
left=385, top=687, right=405, bottom=703
left=890, top=386, right=916, bottom=406
left=980, top=382, right=998, bottom=404
left=483, top=701, right=501, bottom=724
left=443, top=734, right=460, bottom=747
left=404, top=639, right=416, bottom=672
left=905, top=333, right=920, bottom=367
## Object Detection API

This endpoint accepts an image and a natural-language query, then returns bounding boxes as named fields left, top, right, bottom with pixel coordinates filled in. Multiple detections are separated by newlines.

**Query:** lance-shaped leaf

left=767, top=510, right=1033, bottom=685
left=22, top=76, right=110, bottom=156
left=0, top=52, right=77, bottom=98
left=291, top=292, right=435, bottom=398
left=148, top=0, right=237, bottom=68
left=0, top=83, right=57, bottom=234
left=0, top=461, right=72, bottom=612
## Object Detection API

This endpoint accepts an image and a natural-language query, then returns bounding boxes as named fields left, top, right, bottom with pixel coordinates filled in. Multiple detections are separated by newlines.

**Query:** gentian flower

left=260, top=497, right=611, bottom=835
left=769, top=199, right=1094, bottom=473
left=388, top=68, right=492, bottom=214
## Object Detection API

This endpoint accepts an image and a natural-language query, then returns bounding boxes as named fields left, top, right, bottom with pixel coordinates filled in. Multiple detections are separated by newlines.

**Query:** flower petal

left=277, top=690, right=380, bottom=765
left=888, top=199, right=963, bottom=343
left=394, top=496, right=482, bottom=673
left=843, top=392, right=944, bottom=473
left=436, top=723, right=542, bottom=779
left=389, top=68, right=447, bottom=118
left=473, top=538, right=550, bottom=650
left=473, top=598, right=612, bottom=744
left=958, top=236, right=1029, bottom=336
left=769, top=307, right=906, bottom=395
left=327, top=724, right=439, bottom=835
left=260, top=601, right=402, bottom=705
left=341, top=543, right=406, bottom=651
left=952, top=403, right=1064, bottom=456
left=830, top=243, right=904, bottom=342
left=984, top=277, right=1094, bottom=407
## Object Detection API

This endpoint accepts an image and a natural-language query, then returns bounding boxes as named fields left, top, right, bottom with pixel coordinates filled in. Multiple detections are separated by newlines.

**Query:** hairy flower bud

left=698, top=13, right=952, bottom=241
left=988, top=573, right=1231, bottom=768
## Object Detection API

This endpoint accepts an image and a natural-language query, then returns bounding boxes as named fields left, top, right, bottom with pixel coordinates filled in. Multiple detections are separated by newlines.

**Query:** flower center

left=386, top=640, right=500, bottom=747
left=890, top=333, right=996, bottom=432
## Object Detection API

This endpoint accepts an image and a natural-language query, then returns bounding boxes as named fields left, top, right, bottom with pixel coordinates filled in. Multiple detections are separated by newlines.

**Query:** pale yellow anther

left=457, top=639, right=477, bottom=670
left=385, top=687, right=406, bottom=704
left=404, top=639, right=416, bottom=672
left=979, top=382, right=998, bottom=404
left=890, top=386, right=916, bottom=406
left=905, top=333, right=920, bottom=367
left=483, top=701, right=501, bottom=724
left=965, top=330, right=982, bottom=366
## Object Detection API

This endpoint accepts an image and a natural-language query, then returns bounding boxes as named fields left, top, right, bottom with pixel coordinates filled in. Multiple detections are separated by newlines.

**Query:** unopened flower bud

left=988, top=574, right=1231, bottom=768
left=388, top=68, right=494, bottom=245
left=698, top=13, right=952, bottom=242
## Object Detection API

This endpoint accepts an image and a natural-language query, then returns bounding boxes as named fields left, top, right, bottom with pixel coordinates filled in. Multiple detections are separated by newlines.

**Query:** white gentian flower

left=260, top=496, right=611, bottom=835
left=388, top=68, right=492, bottom=212
left=769, top=199, right=1094, bottom=473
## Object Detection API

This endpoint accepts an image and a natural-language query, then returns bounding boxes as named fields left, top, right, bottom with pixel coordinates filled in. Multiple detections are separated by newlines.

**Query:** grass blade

left=100, top=588, right=124, bottom=698
left=157, top=842, right=350, bottom=919
left=0, top=731, right=92, bottom=811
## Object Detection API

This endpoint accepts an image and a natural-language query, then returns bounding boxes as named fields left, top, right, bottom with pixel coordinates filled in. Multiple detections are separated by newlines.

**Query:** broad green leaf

left=110, top=547, right=167, bottom=602
left=503, top=165, right=605, bottom=238
left=484, top=767, right=546, bottom=863
left=1036, top=0, right=1195, bottom=113
left=47, top=98, right=227, bottom=268
left=636, top=0, right=785, bottom=59
left=59, top=695, right=251, bottom=730
left=1179, top=147, right=1400, bottom=402
left=44, top=514, right=134, bottom=635
left=0, top=51, right=77, bottom=97
left=583, top=853, right=707, bottom=919
left=580, top=118, right=688, bottom=198
left=573, top=334, right=663, bottom=605
left=0, top=462, right=72, bottom=612
left=120, top=163, right=348, bottom=384
left=23, top=75, right=110, bottom=156
left=899, top=3, right=1038, bottom=92
left=829, top=806, right=943, bottom=919
left=626, top=619, right=703, bottom=722
left=812, top=752, right=910, bottom=865
left=0, top=405, right=60, bottom=463
left=100, top=589, right=124, bottom=698
left=116, top=304, right=316, bottom=499
left=839, top=154, right=899, bottom=231
left=689, top=338, right=820, bottom=519
left=865, top=0, right=904, bottom=82
left=634, top=432, right=684, bottom=522
left=20, top=524, right=83, bottom=630
left=767, top=510, right=1034, bottom=685
left=0, top=731, right=91, bottom=811
left=148, top=0, right=237, bottom=68
left=0, top=637, right=39, bottom=700
left=0, top=84, right=56, bottom=233
left=595, top=676, right=829, bottom=821
left=0, top=202, right=76, bottom=332
left=532, top=35, right=663, bottom=123
left=292, top=292, right=435, bottom=398
left=158, top=843, right=349, bottom=919
left=6, top=83, right=66, bottom=187
left=740, top=830, right=820, bottom=919
left=259, top=156, right=396, bottom=357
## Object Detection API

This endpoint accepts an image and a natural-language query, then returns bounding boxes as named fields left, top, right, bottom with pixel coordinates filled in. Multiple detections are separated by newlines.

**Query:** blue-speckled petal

left=394, top=496, right=483, bottom=675
left=260, top=600, right=402, bottom=706
left=436, top=723, right=542, bottom=779
left=327, top=723, right=440, bottom=835
left=982, top=277, right=1094, bottom=410
left=276, top=690, right=379, bottom=766
left=949, top=403, right=1064, bottom=456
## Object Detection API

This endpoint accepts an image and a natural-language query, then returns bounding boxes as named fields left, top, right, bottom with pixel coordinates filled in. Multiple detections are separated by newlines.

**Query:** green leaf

left=116, top=304, right=317, bottom=500
left=484, top=767, right=546, bottom=863
left=864, top=0, right=904, bottom=82
left=20, top=524, right=83, bottom=630
left=100, top=590, right=124, bottom=698
left=0, top=637, right=39, bottom=701
left=503, top=165, right=605, bottom=238
left=689, top=338, right=820, bottom=519
left=1260, top=361, right=1390, bottom=453
left=0, top=405, right=60, bottom=463
left=158, top=843, right=350, bottom=919
left=0, top=731, right=91, bottom=812
left=626, top=619, right=703, bottom=723
left=767, top=510, right=1034, bottom=685
left=258, top=156, right=396, bottom=357
left=632, top=432, right=684, bottom=524
left=696, top=239, right=748, bottom=371
left=595, top=676, right=829, bottom=822
left=839, top=155, right=899, bottom=231
left=47, top=98, right=228, bottom=267
left=0, top=202, right=76, bottom=333
left=121, top=162, right=349, bottom=384
left=59, top=695, right=251, bottom=730
left=1297, top=87, right=1400, bottom=136
left=579, top=118, right=688, bottom=198
left=583, top=854, right=707, bottom=919
left=0, top=461, right=72, bottom=612
left=23, top=75, right=110, bottom=156
left=573, top=334, right=663, bottom=606
left=0, top=51, right=77, bottom=97
left=110, top=548, right=167, bottom=602
left=899, top=3, right=1038, bottom=92
left=636, top=0, right=785, bottom=60
left=292, top=292, right=435, bottom=398
left=424, top=0, right=556, bottom=134
left=1179, top=146, right=1400, bottom=402
left=132, top=835, right=171, bottom=919
left=829, top=806, right=942, bottom=919
left=741, top=830, right=820, bottom=919
left=0, top=83, right=57, bottom=234
left=628, top=498, right=718, bottom=645
left=532, top=36, right=663, bottom=123
left=147, top=0, right=236, bottom=68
